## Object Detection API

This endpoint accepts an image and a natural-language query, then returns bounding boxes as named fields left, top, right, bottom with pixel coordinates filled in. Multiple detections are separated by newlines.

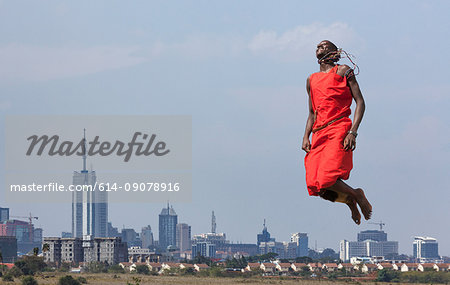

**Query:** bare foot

left=354, top=188, right=372, bottom=220
left=346, top=197, right=361, bottom=225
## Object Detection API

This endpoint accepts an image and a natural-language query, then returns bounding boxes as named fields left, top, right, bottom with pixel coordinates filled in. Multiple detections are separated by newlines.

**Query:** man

left=302, top=40, right=372, bottom=225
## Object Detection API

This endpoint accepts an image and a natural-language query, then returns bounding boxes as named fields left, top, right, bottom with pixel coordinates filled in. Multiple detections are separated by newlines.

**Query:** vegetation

left=21, top=276, right=38, bottom=285
left=14, top=256, right=47, bottom=275
left=58, top=275, right=81, bottom=285
left=135, top=264, right=150, bottom=275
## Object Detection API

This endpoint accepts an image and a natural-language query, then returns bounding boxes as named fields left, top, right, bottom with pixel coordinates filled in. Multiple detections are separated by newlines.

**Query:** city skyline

left=1, top=1, right=449, bottom=256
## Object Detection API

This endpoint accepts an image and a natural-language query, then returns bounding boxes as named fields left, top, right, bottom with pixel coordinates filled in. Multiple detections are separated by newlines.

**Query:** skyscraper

left=291, top=233, right=309, bottom=257
left=141, top=225, right=154, bottom=249
left=0, top=207, right=9, bottom=223
left=176, top=223, right=191, bottom=252
left=357, top=230, right=387, bottom=242
left=158, top=203, right=177, bottom=250
left=211, top=211, right=216, bottom=234
left=72, top=130, right=108, bottom=238
left=257, top=219, right=274, bottom=246
left=413, top=236, right=440, bottom=262
left=340, top=229, right=398, bottom=262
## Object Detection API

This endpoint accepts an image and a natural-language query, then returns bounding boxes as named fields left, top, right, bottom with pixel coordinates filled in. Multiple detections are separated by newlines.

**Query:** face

left=316, top=41, right=335, bottom=59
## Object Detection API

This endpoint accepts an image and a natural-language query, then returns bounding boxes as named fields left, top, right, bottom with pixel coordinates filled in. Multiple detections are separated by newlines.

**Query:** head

left=316, top=40, right=340, bottom=62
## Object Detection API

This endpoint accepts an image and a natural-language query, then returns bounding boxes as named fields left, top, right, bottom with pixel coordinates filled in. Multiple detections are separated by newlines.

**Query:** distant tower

left=257, top=219, right=274, bottom=246
left=176, top=223, right=191, bottom=252
left=159, top=203, right=178, bottom=250
left=211, top=211, right=216, bottom=234
left=72, top=129, right=108, bottom=238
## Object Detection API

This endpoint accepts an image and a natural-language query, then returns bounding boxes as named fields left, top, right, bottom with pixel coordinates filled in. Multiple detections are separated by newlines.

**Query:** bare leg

left=325, top=180, right=372, bottom=220
left=346, top=197, right=361, bottom=225
left=319, top=189, right=361, bottom=225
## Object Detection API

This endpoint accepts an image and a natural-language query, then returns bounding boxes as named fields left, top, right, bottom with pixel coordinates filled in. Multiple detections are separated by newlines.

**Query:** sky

left=0, top=0, right=449, bottom=256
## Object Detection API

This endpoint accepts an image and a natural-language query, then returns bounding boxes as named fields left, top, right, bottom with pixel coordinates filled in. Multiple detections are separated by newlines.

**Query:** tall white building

left=72, top=131, right=108, bottom=238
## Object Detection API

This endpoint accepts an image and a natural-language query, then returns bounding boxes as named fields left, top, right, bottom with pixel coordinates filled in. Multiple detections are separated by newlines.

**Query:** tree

left=22, top=276, right=38, bottom=285
left=14, top=256, right=47, bottom=275
left=42, top=244, right=50, bottom=254
left=58, top=275, right=81, bottom=285
left=135, top=264, right=150, bottom=275
left=376, top=269, right=400, bottom=282
left=33, top=247, right=39, bottom=257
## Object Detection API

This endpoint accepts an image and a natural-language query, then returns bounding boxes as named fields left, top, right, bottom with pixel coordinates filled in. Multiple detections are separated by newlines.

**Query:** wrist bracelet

left=348, top=130, right=358, bottom=138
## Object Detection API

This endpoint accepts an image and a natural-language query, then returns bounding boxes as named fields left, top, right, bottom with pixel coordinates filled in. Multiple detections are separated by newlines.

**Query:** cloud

left=0, top=22, right=356, bottom=82
left=0, top=44, right=148, bottom=82
left=248, top=22, right=356, bottom=61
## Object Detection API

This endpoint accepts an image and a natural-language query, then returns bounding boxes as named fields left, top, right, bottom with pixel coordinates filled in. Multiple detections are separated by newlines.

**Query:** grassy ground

left=4, top=273, right=438, bottom=285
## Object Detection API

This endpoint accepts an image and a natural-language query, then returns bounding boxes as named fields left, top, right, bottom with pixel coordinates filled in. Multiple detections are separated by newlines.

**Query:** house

left=360, top=263, right=378, bottom=273
left=260, top=263, right=276, bottom=274
left=119, top=262, right=133, bottom=272
left=322, top=263, right=338, bottom=272
left=418, top=263, right=436, bottom=272
left=180, top=263, right=195, bottom=270
left=130, top=262, right=150, bottom=272
left=276, top=263, right=291, bottom=273
left=148, top=262, right=162, bottom=272
left=162, top=262, right=180, bottom=270
left=291, top=263, right=308, bottom=272
left=401, top=263, right=419, bottom=272
left=308, top=263, right=322, bottom=272
left=194, top=263, right=210, bottom=271
left=245, top=262, right=261, bottom=272
left=434, top=263, right=449, bottom=272
left=338, top=263, right=356, bottom=272
left=377, top=263, right=394, bottom=270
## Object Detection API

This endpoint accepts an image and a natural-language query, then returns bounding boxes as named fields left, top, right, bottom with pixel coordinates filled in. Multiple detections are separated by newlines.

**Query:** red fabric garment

left=305, top=65, right=353, bottom=196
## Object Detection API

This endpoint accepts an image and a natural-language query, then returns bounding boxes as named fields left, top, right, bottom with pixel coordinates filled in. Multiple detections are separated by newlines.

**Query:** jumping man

left=302, top=40, right=372, bottom=225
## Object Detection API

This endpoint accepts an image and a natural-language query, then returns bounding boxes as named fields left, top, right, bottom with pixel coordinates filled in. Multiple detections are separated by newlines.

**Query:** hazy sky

left=1, top=1, right=449, bottom=256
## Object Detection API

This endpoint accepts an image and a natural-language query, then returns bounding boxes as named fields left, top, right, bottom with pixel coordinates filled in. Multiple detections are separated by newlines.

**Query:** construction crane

left=11, top=213, right=38, bottom=225
left=369, top=221, right=385, bottom=231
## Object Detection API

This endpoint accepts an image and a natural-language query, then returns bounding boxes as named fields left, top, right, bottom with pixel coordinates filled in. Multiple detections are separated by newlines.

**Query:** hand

left=302, top=136, right=311, bottom=153
left=343, top=133, right=356, bottom=151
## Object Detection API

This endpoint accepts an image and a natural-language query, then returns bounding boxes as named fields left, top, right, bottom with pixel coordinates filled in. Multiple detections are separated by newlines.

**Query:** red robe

left=305, top=65, right=353, bottom=196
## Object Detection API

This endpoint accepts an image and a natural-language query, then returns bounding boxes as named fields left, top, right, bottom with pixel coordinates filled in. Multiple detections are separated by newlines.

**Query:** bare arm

left=340, top=66, right=365, bottom=151
left=302, top=77, right=315, bottom=153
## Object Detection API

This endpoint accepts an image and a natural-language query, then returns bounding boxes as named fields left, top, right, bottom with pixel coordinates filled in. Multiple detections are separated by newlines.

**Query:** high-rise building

left=141, top=225, right=154, bottom=249
left=291, top=233, right=309, bottom=257
left=192, top=242, right=216, bottom=258
left=0, top=236, right=17, bottom=263
left=72, top=131, right=108, bottom=238
left=358, top=230, right=387, bottom=242
left=340, top=229, right=398, bottom=262
left=0, top=207, right=9, bottom=223
left=43, top=236, right=127, bottom=264
left=158, top=203, right=177, bottom=250
left=176, top=223, right=191, bottom=252
left=122, top=228, right=140, bottom=247
left=257, top=219, right=274, bottom=246
left=211, top=211, right=216, bottom=234
left=413, top=236, right=440, bottom=262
